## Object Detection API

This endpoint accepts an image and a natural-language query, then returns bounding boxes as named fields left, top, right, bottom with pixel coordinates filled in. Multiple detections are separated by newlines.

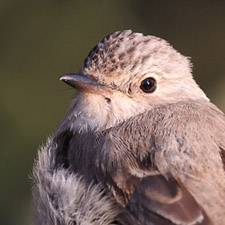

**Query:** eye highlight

left=140, top=77, right=157, bottom=93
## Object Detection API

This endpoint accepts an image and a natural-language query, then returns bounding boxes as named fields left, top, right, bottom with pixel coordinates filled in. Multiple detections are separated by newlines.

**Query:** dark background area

left=0, top=1, right=225, bottom=224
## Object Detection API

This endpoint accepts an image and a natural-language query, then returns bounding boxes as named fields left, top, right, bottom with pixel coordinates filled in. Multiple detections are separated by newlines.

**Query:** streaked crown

left=82, top=30, right=191, bottom=93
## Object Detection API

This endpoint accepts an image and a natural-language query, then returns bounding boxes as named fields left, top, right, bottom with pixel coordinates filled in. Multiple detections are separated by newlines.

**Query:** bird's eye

left=140, top=77, right=157, bottom=93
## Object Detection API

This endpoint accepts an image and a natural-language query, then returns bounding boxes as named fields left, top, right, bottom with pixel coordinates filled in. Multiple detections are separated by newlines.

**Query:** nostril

left=105, top=98, right=111, bottom=104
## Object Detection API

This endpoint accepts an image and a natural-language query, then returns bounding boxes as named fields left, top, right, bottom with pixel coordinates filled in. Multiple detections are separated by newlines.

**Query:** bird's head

left=60, top=30, right=208, bottom=133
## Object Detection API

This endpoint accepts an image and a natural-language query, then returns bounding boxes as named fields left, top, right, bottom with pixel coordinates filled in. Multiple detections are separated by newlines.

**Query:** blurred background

left=0, top=0, right=225, bottom=224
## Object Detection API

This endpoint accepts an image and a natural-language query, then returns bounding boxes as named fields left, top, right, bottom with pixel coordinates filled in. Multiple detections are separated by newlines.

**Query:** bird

left=32, top=30, right=225, bottom=225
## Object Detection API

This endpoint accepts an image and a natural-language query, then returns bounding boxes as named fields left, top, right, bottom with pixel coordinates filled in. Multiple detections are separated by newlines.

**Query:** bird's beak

left=60, top=74, right=113, bottom=95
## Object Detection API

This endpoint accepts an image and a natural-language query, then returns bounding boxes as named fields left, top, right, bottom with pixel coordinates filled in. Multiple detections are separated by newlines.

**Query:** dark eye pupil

left=140, top=78, right=156, bottom=93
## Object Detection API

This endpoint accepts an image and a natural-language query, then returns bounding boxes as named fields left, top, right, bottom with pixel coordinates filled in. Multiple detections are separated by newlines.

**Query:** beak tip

left=59, top=75, right=68, bottom=81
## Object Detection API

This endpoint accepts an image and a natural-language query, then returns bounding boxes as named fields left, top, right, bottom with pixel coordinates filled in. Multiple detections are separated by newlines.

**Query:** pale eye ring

left=140, top=77, right=157, bottom=93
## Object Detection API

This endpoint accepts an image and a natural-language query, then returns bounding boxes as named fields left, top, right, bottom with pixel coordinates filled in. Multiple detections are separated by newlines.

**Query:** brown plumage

left=33, top=30, right=225, bottom=225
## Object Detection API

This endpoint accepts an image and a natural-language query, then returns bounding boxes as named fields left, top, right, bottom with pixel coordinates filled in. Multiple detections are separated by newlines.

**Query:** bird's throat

left=61, top=93, right=148, bottom=133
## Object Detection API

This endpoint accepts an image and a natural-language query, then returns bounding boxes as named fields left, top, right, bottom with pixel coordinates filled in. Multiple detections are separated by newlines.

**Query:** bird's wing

left=94, top=146, right=212, bottom=225
left=92, top=134, right=212, bottom=225
left=92, top=101, right=225, bottom=225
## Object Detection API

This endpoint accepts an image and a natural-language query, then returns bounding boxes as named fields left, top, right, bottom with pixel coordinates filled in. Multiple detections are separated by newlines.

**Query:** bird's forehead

left=82, top=30, right=190, bottom=90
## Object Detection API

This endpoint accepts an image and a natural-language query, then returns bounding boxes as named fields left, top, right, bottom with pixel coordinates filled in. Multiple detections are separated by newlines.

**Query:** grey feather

left=32, top=138, right=121, bottom=225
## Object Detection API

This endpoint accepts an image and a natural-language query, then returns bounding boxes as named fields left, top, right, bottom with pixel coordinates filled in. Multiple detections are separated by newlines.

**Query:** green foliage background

left=0, top=1, right=224, bottom=224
